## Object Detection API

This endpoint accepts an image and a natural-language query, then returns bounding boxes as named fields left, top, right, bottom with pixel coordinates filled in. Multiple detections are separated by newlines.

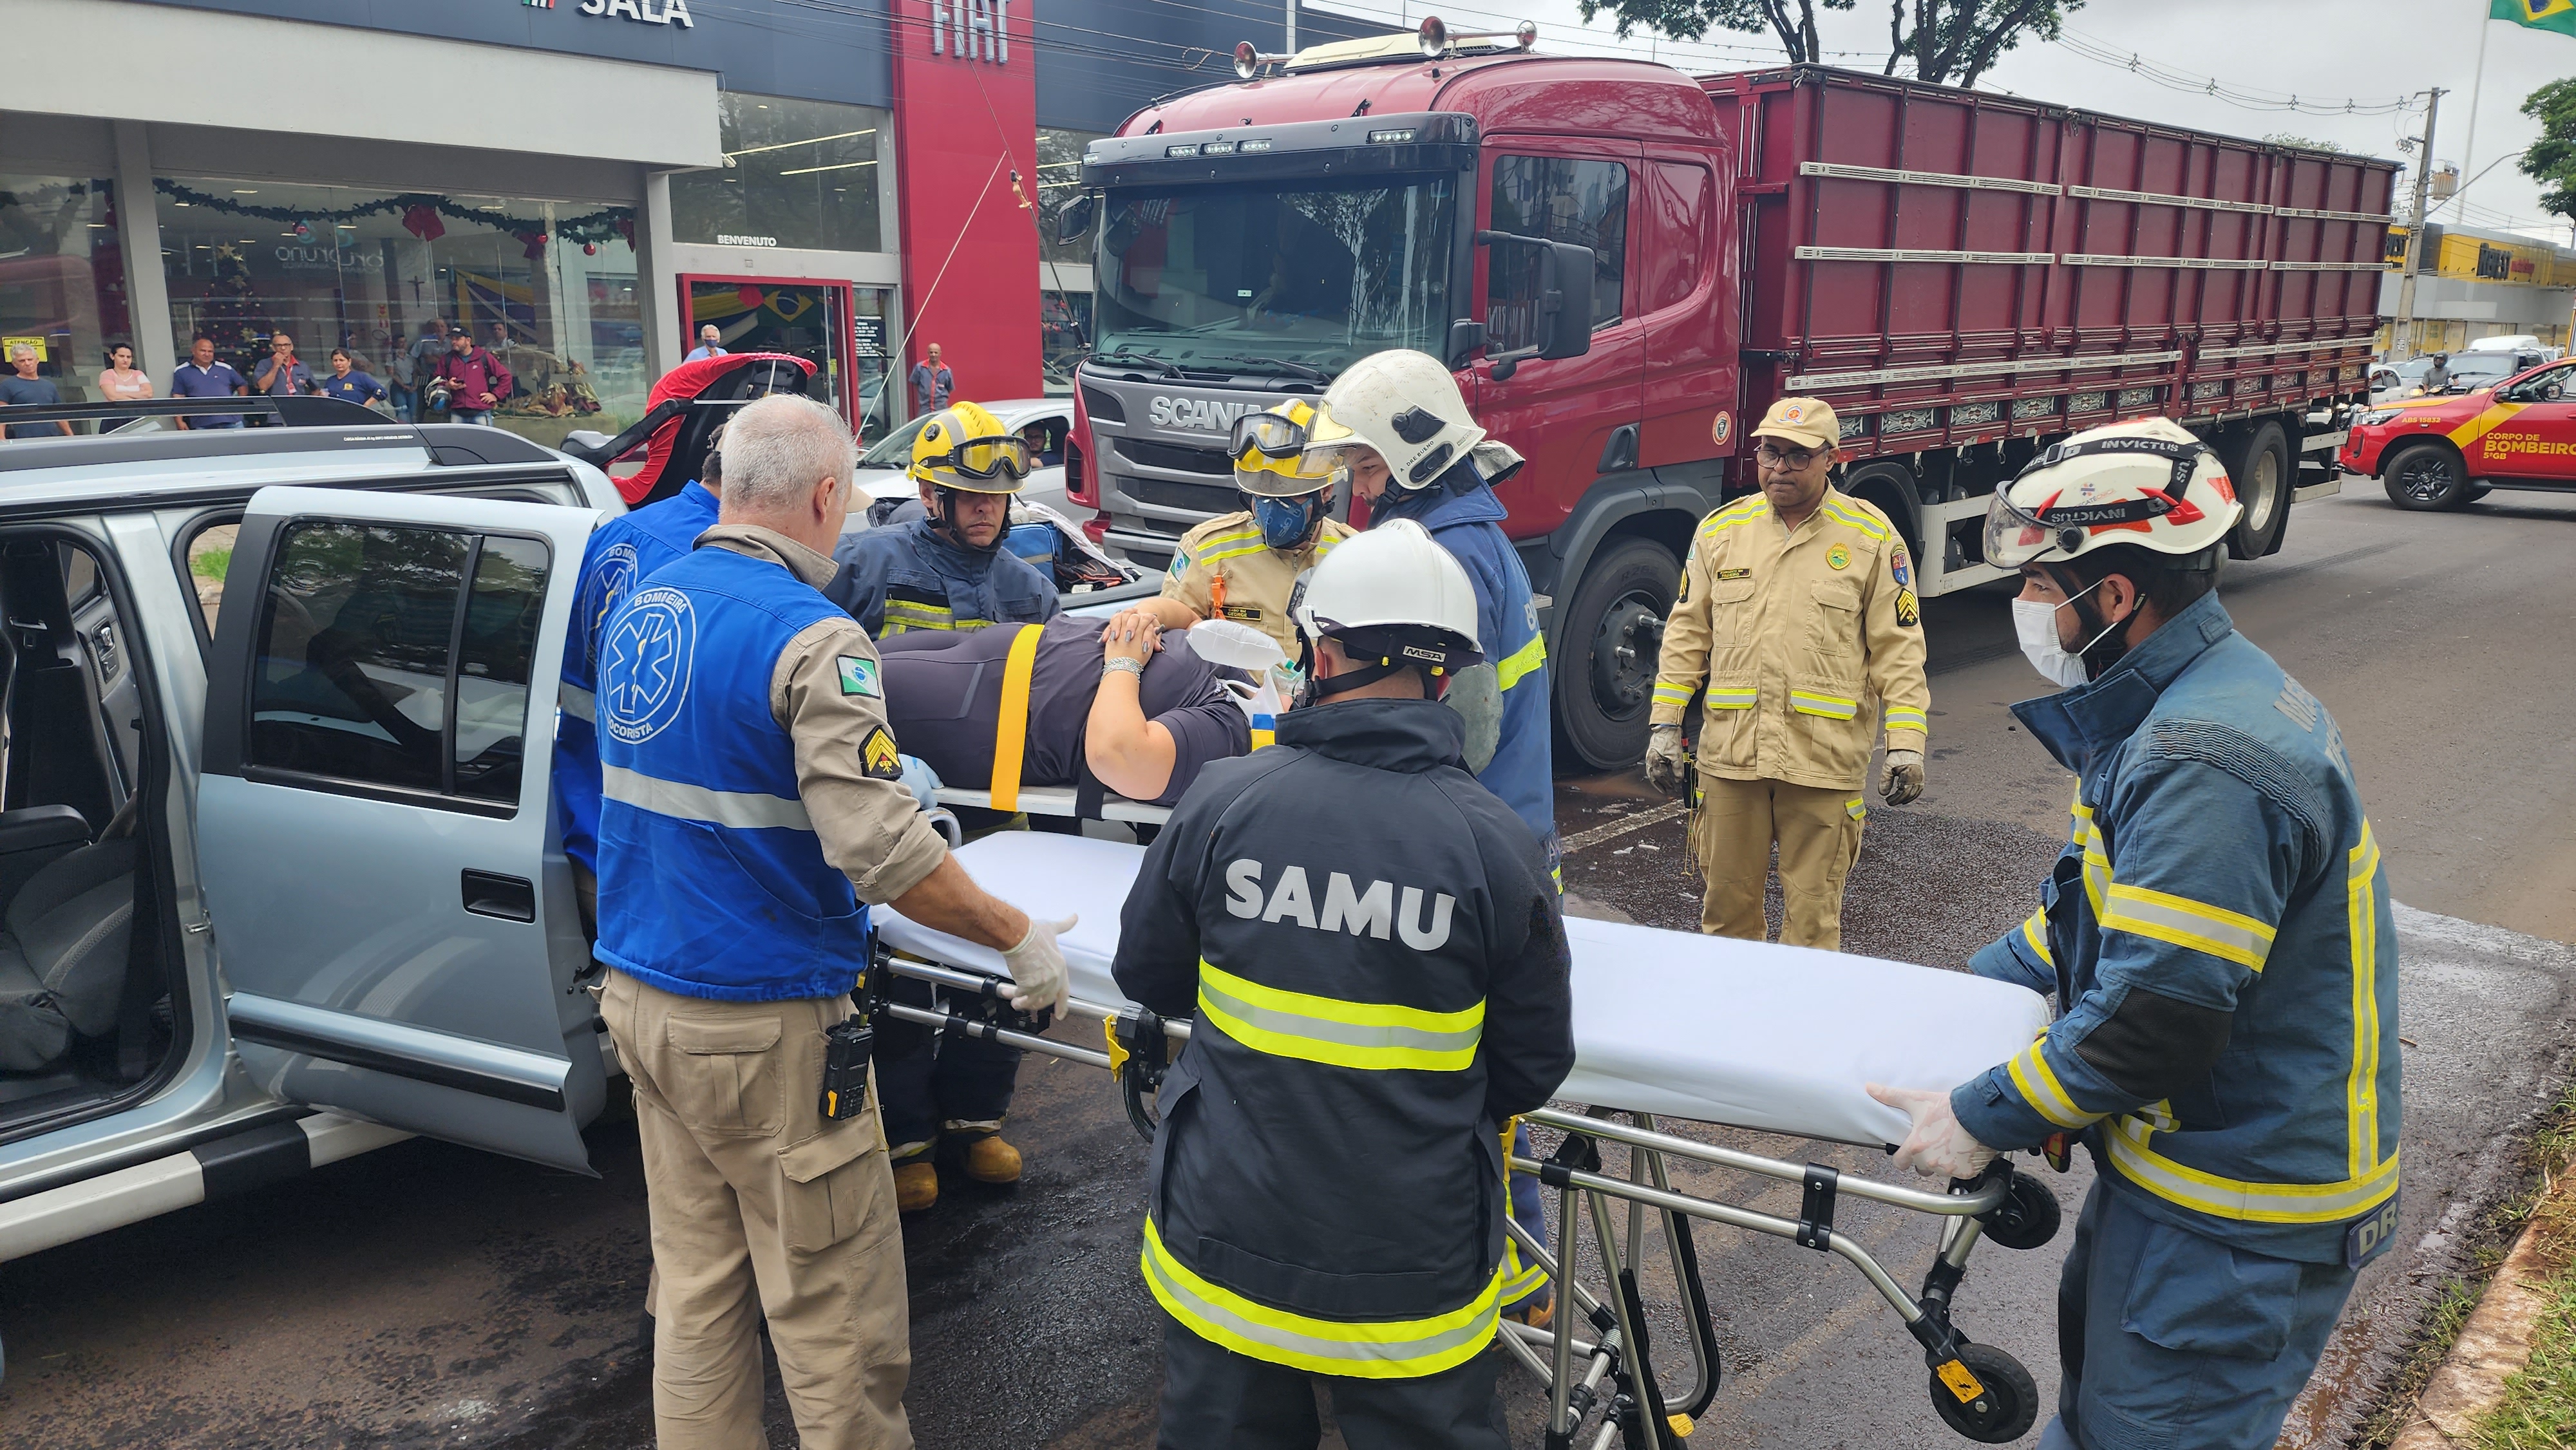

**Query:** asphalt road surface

left=5, top=482, right=2575, bottom=1449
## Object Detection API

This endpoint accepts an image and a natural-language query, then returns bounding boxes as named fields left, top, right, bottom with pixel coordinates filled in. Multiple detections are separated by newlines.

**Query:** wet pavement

left=5, top=486, right=2576, bottom=1447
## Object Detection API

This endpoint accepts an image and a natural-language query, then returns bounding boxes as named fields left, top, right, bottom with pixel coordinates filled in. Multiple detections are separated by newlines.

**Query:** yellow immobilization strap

left=988, top=623, right=1043, bottom=812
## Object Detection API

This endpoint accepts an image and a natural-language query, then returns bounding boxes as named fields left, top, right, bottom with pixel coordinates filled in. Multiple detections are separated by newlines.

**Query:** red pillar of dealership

left=891, top=0, right=1043, bottom=404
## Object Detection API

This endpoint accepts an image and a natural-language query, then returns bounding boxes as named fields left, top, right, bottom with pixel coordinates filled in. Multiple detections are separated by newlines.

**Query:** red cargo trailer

left=1712, top=68, right=2394, bottom=594
left=1065, top=40, right=2397, bottom=767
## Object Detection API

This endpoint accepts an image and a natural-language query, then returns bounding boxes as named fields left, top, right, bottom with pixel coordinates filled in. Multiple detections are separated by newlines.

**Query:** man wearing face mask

left=1645, top=396, right=1931, bottom=950
left=1113, top=399, right=1354, bottom=659
left=828, top=400, right=1061, bottom=637
left=1866, top=417, right=2401, bottom=1450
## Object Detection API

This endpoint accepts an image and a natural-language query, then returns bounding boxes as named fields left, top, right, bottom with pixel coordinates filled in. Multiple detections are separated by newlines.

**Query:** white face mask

left=2012, top=578, right=2118, bottom=690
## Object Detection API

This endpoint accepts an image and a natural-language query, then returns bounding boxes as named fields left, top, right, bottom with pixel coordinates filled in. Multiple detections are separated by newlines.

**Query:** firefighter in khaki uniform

left=1645, top=397, right=1931, bottom=949
left=592, top=394, right=1074, bottom=1449
left=1124, top=399, right=1355, bottom=657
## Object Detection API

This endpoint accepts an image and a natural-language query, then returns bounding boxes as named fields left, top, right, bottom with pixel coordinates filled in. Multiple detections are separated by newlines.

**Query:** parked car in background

left=853, top=397, right=1073, bottom=520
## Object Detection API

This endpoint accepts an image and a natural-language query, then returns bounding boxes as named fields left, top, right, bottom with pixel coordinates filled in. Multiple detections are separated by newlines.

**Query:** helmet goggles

left=1982, top=434, right=2217, bottom=569
left=926, top=431, right=1032, bottom=484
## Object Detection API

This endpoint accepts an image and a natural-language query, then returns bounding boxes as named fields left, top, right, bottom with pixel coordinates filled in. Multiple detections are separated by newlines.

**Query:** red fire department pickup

left=1054, top=21, right=2396, bottom=767
left=2342, top=355, right=2576, bottom=509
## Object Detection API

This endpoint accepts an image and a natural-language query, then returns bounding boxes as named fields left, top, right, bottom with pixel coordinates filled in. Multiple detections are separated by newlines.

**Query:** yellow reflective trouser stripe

left=1788, top=690, right=1859, bottom=719
left=880, top=600, right=960, bottom=633
left=1494, top=633, right=1547, bottom=692
left=1884, top=707, right=1927, bottom=733
left=1707, top=688, right=1757, bottom=709
left=2020, top=908, right=2054, bottom=968
left=1498, top=1118, right=1547, bottom=1305
left=2101, top=883, right=2277, bottom=972
left=2103, top=1116, right=2400, bottom=1224
left=2007, top=1040, right=2099, bottom=1129
left=1141, top=1217, right=1504, bottom=1378
left=987, top=623, right=1043, bottom=813
left=2347, top=819, right=2385, bottom=1179
left=1196, top=959, right=1484, bottom=1072
left=1651, top=681, right=1694, bottom=706
left=1845, top=797, right=1866, bottom=821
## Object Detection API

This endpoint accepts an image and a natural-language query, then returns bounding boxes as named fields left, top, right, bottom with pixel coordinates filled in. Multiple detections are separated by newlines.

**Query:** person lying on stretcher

left=876, top=614, right=1253, bottom=810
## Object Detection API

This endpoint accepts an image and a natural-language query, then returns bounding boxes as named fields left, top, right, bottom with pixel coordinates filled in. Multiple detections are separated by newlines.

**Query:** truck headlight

left=2360, top=409, right=2402, bottom=427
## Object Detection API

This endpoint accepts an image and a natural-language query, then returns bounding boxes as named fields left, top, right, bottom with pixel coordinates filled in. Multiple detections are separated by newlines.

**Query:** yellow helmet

left=911, top=400, right=1030, bottom=494
left=1230, top=400, right=1338, bottom=498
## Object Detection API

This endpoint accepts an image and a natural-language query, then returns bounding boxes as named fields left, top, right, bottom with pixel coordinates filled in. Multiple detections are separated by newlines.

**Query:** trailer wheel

left=2382, top=441, right=2473, bottom=511
left=1554, top=536, right=1681, bottom=771
left=1928, top=1342, right=2039, bottom=1443
left=2223, top=422, right=2293, bottom=558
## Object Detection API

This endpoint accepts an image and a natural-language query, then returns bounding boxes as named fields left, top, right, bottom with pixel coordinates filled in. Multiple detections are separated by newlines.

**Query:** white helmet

left=1983, top=417, right=2241, bottom=569
left=1302, top=350, right=1489, bottom=496
left=1289, top=518, right=1483, bottom=698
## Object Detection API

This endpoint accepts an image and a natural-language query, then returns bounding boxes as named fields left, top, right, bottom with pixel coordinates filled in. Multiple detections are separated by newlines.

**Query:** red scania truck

left=1055, top=22, right=2397, bottom=768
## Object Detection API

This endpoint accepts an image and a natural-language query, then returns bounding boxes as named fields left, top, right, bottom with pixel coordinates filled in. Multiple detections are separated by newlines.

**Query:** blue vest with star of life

left=553, top=482, right=720, bottom=876
left=592, top=545, right=870, bottom=1002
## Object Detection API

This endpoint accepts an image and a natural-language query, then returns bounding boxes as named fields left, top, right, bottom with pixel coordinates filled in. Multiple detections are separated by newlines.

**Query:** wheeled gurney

left=872, top=825, right=2067, bottom=1446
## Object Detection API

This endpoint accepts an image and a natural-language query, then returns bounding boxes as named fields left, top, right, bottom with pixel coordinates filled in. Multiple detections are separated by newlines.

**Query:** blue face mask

left=1253, top=494, right=1323, bottom=550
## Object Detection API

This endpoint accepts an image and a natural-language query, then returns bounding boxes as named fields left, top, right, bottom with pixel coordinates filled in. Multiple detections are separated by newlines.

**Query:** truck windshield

left=1093, top=176, right=1457, bottom=378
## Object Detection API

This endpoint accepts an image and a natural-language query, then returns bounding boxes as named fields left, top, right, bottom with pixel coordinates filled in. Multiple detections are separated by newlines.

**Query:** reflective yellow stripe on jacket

left=2346, top=820, right=2387, bottom=1180
left=1788, top=690, right=1860, bottom=720
left=1494, top=634, right=1548, bottom=693
left=1142, top=1217, right=1504, bottom=1378
left=880, top=599, right=963, bottom=634
left=1196, top=960, right=1484, bottom=1072
left=1192, top=527, right=1269, bottom=566
left=2105, top=1116, right=2400, bottom=1224
left=2101, top=882, right=2277, bottom=972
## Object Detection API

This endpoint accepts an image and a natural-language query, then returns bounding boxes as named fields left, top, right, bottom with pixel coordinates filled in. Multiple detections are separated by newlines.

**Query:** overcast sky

left=1302, top=0, right=2575, bottom=243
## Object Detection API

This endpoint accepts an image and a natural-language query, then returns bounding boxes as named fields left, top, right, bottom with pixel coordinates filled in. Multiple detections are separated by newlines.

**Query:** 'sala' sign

left=580, top=0, right=694, bottom=27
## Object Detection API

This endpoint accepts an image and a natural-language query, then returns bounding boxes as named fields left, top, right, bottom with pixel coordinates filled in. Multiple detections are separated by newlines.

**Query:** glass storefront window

left=673, top=94, right=888, bottom=254
left=1, top=175, right=131, bottom=413
left=157, top=178, right=644, bottom=448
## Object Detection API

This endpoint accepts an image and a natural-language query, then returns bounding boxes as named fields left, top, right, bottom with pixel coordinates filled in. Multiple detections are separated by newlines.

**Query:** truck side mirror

left=1054, top=195, right=1095, bottom=248
left=1537, top=241, right=1596, bottom=362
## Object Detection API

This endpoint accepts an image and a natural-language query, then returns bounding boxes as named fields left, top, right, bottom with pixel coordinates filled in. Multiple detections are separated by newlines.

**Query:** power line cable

left=2049, top=26, right=2425, bottom=117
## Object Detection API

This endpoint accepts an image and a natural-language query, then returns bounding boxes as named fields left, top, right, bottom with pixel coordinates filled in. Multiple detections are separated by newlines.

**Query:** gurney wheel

left=1978, top=1170, right=2061, bottom=1252
left=1927, top=1342, right=2036, bottom=1444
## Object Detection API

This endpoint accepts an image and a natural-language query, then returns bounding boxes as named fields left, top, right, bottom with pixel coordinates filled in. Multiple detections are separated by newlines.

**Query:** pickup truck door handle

left=461, top=870, right=537, bottom=923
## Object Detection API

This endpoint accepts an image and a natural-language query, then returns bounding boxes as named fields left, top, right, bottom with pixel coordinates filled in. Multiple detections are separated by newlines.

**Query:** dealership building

left=0, top=0, right=1377, bottom=447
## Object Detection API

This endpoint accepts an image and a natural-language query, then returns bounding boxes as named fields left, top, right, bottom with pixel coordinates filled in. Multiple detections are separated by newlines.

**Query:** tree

left=1570, top=0, right=2084, bottom=89
left=2519, top=79, right=2576, bottom=228
left=2263, top=135, right=2344, bottom=153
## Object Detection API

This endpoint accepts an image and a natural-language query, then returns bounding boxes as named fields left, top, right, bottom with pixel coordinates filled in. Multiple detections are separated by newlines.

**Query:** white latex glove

left=1881, top=748, right=1925, bottom=806
left=1643, top=725, right=1691, bottom=796
left=897, top=753, right=943, bottom=813
left=999, top=912, right=1077, bottom=1014
left=1866, top=1082, right=1998, bottom=1181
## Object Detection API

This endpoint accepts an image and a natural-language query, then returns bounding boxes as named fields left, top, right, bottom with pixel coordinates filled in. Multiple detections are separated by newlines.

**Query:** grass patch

left=2466, top=1090, right=2576, bottom=1449
left=190, top=547, right=231, bottom=579
left=2357, top=1082, right=2576, bottom=1449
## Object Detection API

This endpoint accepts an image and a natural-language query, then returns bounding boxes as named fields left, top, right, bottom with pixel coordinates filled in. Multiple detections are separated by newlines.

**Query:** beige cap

left=1751, top=396, right=1840, bottom=451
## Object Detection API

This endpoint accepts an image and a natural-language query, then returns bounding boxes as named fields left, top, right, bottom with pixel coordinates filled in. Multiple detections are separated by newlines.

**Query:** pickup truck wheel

left=2383, top=442, right=2471, bottom=511
left=2223, top=422, right=2292, bottom=558
left=1554, top=537, right=1680, bottom=771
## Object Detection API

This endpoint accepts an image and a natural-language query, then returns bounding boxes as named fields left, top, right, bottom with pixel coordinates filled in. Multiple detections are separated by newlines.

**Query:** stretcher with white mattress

left=875, top=827, right=2065, bottom=1447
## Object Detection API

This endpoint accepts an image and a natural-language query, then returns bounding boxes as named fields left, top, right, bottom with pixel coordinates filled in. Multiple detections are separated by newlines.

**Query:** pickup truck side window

left=1490, top=155, right=1630, bottom=341
left=247, top=521, right=549, bottom=809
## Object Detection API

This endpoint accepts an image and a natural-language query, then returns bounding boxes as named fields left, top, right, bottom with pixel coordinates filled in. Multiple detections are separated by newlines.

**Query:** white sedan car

left=855, top=397, right=1073, bottom=520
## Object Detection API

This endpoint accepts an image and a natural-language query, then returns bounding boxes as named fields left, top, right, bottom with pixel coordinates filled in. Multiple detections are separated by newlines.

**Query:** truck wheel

left=2382, top=442, right=2472, bottom=511
left=2223, top=422, right=2292, bottom=558
left=1554, top=536, right=1681, bottom=771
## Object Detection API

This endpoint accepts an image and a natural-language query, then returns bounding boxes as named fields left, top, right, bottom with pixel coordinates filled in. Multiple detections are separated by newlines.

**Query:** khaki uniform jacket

left=1649, top=488, right=1930, bottom=791
left=1160, top=511, right=1355, bottom=659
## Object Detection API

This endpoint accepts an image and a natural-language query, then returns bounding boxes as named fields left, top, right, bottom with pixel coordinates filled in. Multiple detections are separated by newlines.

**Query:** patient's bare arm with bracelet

left=1088, top=614, right=1180, bottom=800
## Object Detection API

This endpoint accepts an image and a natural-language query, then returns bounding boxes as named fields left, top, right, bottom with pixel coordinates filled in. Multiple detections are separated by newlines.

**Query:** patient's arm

left=1088, top=621, right=1180, bottom=800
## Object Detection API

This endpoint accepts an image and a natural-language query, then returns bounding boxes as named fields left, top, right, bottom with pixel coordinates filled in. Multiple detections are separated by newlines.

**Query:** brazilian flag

left=2494, top=0, right=2576, bottom=35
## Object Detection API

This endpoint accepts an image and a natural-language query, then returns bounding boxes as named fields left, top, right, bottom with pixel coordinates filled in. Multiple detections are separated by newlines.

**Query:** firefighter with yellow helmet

left=1869, top=416, right=2401, bottom=1450
left=828, top=399, right=1061, bottom=637
left=1113, top=399, right=1355, bottom=659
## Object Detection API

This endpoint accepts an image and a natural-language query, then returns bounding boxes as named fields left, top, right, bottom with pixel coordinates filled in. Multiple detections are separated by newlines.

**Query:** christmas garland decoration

left=153, top=179, right=636, bottom=258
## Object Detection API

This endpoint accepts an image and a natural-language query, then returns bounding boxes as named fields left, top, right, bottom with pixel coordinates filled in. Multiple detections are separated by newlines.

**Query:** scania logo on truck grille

left=1148, top=395, right=1262, bottom=433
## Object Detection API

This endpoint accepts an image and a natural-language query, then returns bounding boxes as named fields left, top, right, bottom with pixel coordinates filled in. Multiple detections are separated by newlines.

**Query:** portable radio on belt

left=820, top=1016, right=874, bottom=1121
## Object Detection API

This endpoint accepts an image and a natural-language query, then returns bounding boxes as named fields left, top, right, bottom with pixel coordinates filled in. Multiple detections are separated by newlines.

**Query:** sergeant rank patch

left=837, top=655, right=882, bottom=698
left=861, top=726, right=904, bottom=780
left=1894, top=587, right=1920, bottom=627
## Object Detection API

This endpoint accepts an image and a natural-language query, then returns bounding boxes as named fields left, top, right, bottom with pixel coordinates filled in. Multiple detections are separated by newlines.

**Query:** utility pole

left=1285, top=0, right=1296, bottom=54
left=2392, top=88, right=2445, bottom=362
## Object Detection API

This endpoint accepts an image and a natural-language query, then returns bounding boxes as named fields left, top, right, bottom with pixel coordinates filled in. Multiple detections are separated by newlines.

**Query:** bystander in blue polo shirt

left=171, top=355, right=249, bottom=428
left=319, top=358, right=390, bottom=409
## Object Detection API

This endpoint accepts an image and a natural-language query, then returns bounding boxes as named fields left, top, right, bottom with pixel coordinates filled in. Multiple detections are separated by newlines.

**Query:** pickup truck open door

left=198, top=487, right=605, bottom=1172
